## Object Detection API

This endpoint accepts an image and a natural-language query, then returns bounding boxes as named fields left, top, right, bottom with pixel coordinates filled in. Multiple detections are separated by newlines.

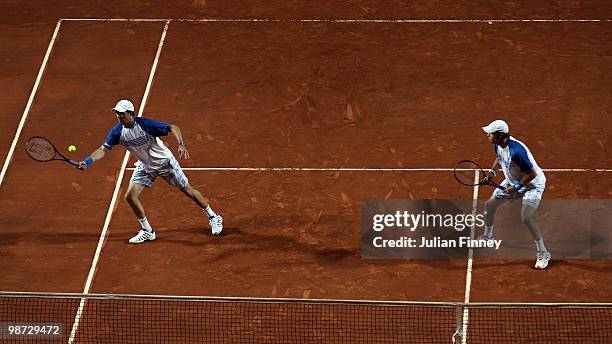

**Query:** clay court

left=0, top=1, right=610, bottom=343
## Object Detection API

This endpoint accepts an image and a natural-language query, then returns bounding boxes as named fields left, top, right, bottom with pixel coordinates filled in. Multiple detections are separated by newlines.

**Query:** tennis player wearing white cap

left=481, top=120, right=550, bottom=269
left=77, top=100, right=223, bottom=243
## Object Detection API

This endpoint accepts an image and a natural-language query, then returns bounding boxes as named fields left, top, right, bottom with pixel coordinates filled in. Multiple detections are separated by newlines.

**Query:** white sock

left=204, top=205, right=217, bottom=219
left=535, top=239, right=547, bottom=252
left=138, top=217, right=153, bottom=232
left=484, top=225, right=494, bottom=237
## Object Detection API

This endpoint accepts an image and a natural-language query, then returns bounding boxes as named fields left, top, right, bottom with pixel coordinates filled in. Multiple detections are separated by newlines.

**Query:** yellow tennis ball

left=68, top=145, right=77, bottom=153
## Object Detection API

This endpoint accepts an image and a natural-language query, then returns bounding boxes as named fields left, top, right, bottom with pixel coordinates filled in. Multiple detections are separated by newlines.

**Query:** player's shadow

left=0, top=231, right=111, bottom=246
left=158, top=212, right=366, bottom=260
left=155, top=214, right=469, bottom=271
left=161, top=226, right=356, bottom=264
left=470, top=259, right=612, bottom=272
left=469, top=259, right=543, bottom=269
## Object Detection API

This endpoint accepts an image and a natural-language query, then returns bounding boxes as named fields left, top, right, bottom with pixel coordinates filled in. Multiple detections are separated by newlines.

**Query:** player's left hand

left=178, top=144, right=190, bottom=159
left=482, top=172, right=496, bottom=186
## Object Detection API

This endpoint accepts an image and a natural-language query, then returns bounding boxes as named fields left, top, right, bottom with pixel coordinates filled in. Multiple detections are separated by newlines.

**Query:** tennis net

left=0, top=292, right=610, bottom=343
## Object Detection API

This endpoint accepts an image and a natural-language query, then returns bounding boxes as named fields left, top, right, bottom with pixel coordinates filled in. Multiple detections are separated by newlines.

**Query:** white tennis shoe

left=535, top=251, right=551, bottom=269
left=209, top=215, right=223, bottom=236
left=129, top=229, right=156, bottom=244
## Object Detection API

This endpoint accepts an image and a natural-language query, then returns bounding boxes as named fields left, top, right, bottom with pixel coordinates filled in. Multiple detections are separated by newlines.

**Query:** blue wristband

left=512, top=183, right=523, bottom=191
left=84, top=156, right=94, bottom=167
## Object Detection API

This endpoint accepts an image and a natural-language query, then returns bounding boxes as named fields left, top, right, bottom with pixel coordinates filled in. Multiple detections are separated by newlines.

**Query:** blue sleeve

left=103, top=124, right=122, bottom=150
left=510, top=143, right=534, bottom=171
left=136, top=117, right=172, bottom=137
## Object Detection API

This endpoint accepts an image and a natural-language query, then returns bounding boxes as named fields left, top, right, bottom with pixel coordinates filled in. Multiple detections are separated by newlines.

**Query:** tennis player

left=77, top=100, right=223, bottom=243
left=481, top=120, right=550, bottom=269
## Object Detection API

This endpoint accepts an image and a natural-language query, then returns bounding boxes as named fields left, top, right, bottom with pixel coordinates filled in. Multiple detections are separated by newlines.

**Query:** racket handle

left=67, top=159, right=80, bottom=167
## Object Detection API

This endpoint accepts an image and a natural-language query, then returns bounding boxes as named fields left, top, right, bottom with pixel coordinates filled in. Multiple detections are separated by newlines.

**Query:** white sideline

left=67, top=20, right=171, bottom=344
left=460, top=171, right=481, bottom=344
left=0, top=20, right=62, bottom=189
left=60, top=18, right=612, bottom=23
left=124, top=167, right=612, bottom=172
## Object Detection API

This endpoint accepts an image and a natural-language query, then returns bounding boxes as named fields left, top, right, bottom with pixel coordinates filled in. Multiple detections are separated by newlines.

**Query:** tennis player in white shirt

left=481, top=120, right=550, bottom=269
left=78, top=100, right=223, bottom=243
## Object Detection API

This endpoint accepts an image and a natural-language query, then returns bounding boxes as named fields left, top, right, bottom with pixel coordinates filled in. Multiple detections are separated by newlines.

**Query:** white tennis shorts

left=493, top=179, right=546, bottom=208
left=131, top=157, right=188, bottom=188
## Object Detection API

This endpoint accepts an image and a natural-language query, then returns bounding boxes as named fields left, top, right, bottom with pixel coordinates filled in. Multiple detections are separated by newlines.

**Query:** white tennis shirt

left=495, top=136, right=545, bottom=186
left=102, top=117, right=175, bottom=171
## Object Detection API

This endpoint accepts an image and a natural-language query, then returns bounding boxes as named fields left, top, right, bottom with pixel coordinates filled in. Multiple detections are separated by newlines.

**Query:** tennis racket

left=454, top=160, right=505, bottom=191
left=25, top=136, right=79, bottom=168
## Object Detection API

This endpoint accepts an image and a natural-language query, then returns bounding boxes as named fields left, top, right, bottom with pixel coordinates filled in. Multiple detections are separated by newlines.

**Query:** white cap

left=112, top=99, right=134, bottom=113
left=482, top=119, right=509, bottom=134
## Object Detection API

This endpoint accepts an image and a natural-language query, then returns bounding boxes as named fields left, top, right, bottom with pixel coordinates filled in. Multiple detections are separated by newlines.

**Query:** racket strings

left=454, top=161, right=481, bottom=185
left=26, top=138, right=56, bottom=161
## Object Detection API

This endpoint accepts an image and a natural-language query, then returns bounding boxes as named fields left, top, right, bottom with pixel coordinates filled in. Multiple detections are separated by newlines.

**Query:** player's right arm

left=77, top=147, right=106, bottom=170
left=77, top=124, right=121, bottom=170
left=484, top=157, right=500, bottom=183
left=490, top=157, right=500, bottom=175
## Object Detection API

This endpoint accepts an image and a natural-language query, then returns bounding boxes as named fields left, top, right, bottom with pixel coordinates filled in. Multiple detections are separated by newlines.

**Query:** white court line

left=124, top=167, right=612, bottom=172
left=459, top=171, right=481, bottom=344
left=541, top=168, right=612, bottom=172
left=0, top=20, right=62, bottom=189
left=62, top=18, right=168, bottom=22
left=60, top=18, right=612, bottom=23
left=128, top=167, right=459, bottom=171
left=67, top=20, right=171, bottom=344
